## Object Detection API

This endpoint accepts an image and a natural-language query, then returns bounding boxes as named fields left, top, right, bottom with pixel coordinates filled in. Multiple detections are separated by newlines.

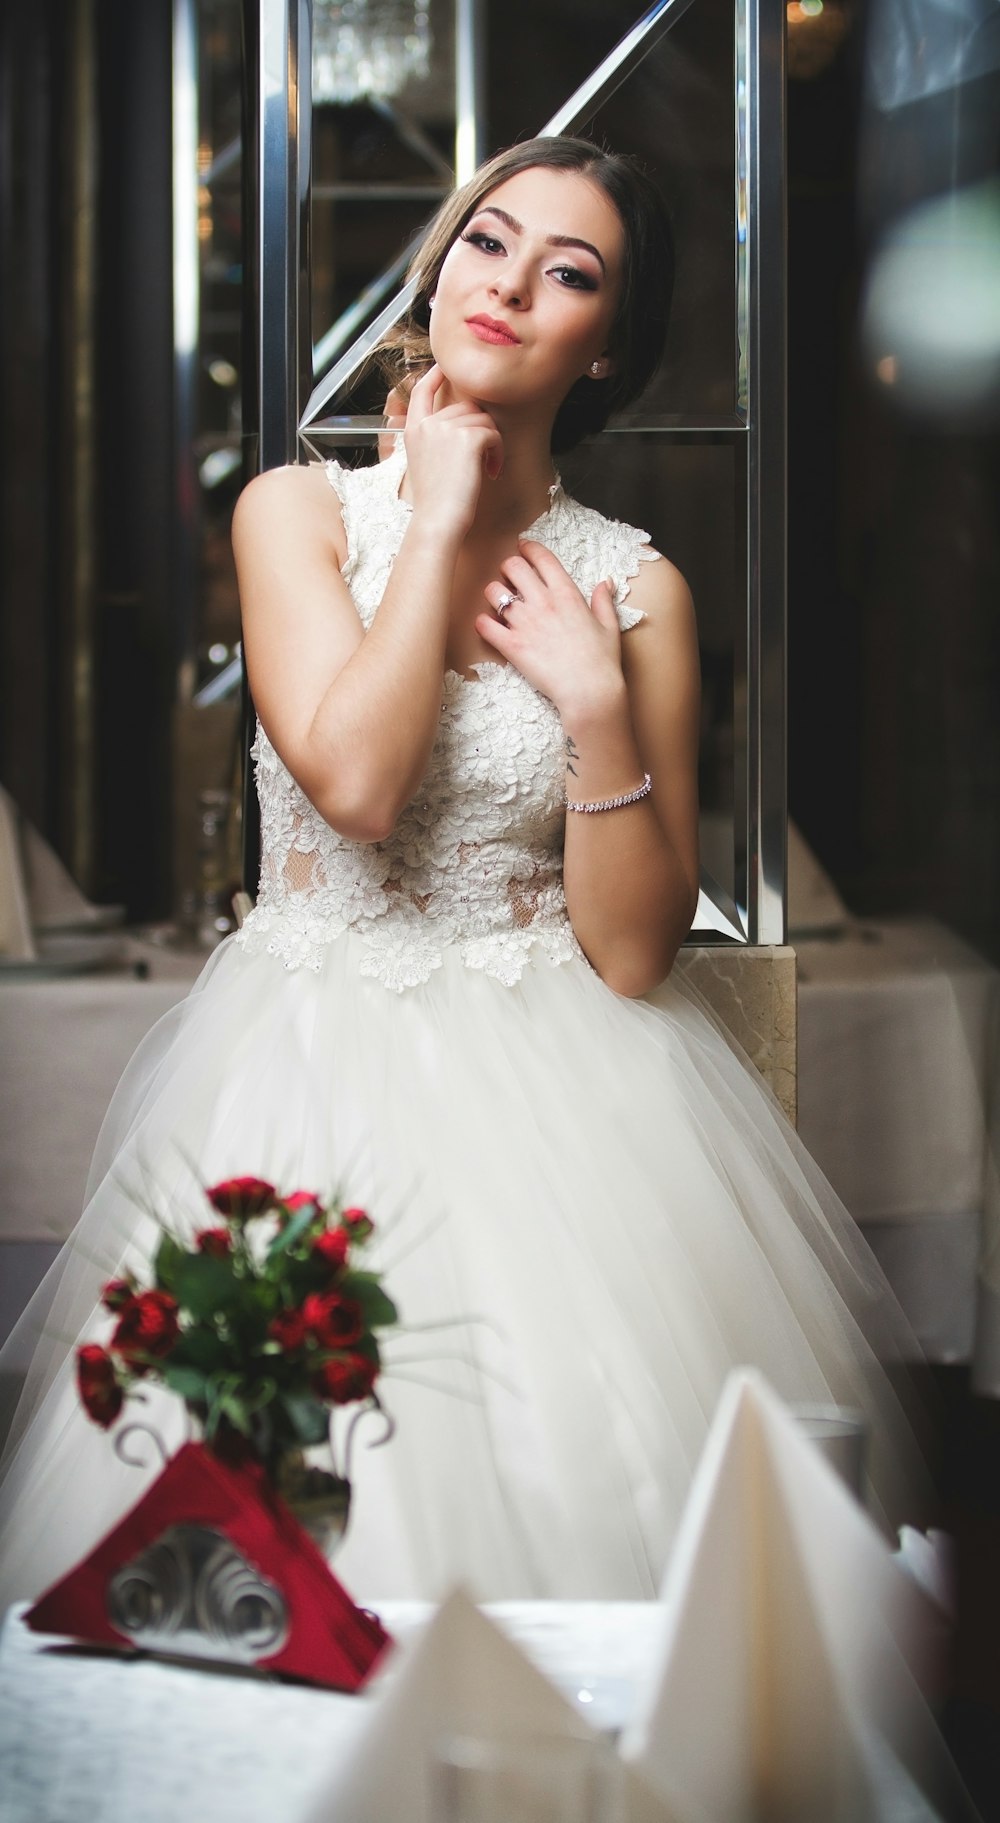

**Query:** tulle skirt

left=0, top=933, right=931, bottom=1607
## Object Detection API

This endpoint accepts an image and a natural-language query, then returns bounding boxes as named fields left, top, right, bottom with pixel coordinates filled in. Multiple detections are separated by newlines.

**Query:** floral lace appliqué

left=236, top=450, right=658, bottom=990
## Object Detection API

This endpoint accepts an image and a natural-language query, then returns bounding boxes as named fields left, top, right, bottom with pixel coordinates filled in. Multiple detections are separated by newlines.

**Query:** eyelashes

left=458, top=229, right=599, bottom=291
left=461, top=229, right=504, bottom=255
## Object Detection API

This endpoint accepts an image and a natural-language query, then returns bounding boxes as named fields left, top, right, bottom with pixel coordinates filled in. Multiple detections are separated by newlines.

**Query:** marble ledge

left=672, top=945, right=798, bottom=1127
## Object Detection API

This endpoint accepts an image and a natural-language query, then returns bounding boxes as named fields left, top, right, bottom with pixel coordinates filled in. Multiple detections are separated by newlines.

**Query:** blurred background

left=1, top=0, right=997, bottom=957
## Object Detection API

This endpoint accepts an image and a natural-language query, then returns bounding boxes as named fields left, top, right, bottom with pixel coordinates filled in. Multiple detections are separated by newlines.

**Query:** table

left=796, top=919, right=1000, bottom=1384
left=0, top=1600, right=662, bottom=1823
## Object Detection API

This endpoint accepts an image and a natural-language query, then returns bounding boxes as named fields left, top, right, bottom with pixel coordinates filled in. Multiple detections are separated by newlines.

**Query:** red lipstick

left=465, top=315, right=521, bottom=346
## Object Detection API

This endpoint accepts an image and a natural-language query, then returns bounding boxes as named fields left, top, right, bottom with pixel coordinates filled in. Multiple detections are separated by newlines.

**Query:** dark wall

left=1, top=2, right=67, bottom=844
left=787, top=23, right=1000, bottom=961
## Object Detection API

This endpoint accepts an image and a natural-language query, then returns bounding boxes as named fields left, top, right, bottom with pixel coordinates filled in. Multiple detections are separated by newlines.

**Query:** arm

left=560, top=559, right=700, bottom=995
left=233, top=366, right=501, bottom=844
left=477, top=545, right=700, bottom=997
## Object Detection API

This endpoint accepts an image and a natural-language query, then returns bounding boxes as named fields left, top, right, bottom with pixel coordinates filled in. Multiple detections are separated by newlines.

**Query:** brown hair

left=377, top=136, right=674, bottom=453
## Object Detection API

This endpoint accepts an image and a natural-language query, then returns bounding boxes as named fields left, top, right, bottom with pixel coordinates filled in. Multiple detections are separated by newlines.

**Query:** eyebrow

left=477, top=206, right=607, bottom=275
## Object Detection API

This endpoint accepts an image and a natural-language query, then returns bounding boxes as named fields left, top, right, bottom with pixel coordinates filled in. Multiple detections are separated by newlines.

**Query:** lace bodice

left=237, top=446, right=658, bottom=990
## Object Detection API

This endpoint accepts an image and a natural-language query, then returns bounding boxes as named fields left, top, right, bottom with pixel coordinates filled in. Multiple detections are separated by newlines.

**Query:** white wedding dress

left=0, top=448, right=928, bottom=1608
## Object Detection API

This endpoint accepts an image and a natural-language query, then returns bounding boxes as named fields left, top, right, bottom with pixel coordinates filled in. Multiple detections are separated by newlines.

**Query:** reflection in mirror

left=297, top=0, right=762, bottom=941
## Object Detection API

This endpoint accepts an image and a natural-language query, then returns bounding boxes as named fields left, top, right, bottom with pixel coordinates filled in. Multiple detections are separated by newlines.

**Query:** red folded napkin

left=25, top=1440, right=391, bottom=1690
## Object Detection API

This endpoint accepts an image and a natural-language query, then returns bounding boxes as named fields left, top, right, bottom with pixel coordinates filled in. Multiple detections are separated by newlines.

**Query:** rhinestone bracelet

left=566, top=772, right=652, bottom=814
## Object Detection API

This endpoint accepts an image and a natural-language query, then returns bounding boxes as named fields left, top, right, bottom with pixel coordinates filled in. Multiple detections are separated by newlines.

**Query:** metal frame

left=238, top=0, right=787, bottom=944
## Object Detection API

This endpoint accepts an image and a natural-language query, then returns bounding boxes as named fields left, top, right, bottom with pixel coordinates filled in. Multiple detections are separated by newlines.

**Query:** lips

left=465, top=315, right=521, bottom=347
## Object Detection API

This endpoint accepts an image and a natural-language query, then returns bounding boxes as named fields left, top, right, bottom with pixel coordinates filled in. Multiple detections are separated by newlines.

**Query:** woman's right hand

left=403, top=364, right=503, bottom=539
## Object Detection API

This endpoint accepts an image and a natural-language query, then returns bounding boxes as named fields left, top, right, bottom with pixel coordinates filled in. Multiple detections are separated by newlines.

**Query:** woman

left=0, top=138, right=926, bottom=1605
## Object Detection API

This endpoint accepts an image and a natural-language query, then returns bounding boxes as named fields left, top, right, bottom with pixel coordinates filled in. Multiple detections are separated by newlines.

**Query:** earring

left=590, top=360, right=603, bottom=376
left=428, top=296, right=435, bottom=312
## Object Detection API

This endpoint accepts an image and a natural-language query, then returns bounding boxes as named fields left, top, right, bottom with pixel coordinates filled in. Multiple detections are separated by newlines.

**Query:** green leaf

left=154, top=1232, right=185, bottom=1294
left=161, top=1363, right=210, bottom=1403
left=218, top=1393, right=253, bottom=1436
left=173, top=1252, right=241, bottom=1320
left=266, top=1206, right=320, bottom=1260
left=342, top=1271, right=398, bottom=1329
left=169, top=1327, right=231, bottom=1373
left=278, top=1392, right=331, bottom=1447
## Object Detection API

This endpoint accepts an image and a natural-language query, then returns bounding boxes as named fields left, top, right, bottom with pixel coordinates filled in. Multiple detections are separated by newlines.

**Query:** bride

left=0, top=136, right=928, bottom=1605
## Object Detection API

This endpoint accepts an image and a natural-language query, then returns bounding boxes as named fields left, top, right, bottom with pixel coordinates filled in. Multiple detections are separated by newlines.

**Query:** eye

left=461, top=229, right=506, bottom=256
left=550, top=264, right=599, bottom=292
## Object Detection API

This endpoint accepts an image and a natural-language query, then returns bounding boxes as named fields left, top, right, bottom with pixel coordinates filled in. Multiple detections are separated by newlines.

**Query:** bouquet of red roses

left=76, top=1176, right=398, bottom=1480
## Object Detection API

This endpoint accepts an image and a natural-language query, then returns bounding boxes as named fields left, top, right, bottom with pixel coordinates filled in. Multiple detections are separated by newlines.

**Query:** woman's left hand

left=477, top=540, right=624, bottom=719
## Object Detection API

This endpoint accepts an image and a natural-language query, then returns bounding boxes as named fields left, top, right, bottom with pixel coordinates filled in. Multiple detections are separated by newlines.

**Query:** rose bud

left=302, top=1290, right=364, bottom=1350
left=269, top=1306, right=308, bottom=1352
left=205, top=1175, right=276, bottom=1219
left=311, top=1228, right=349, bottom=1274
left=341, top=1206, right=374, bottom=1240
left=282, top=1190, right=323, bottom=1217
left=100, top=1277, right=136, bottom=1314
left=76, top=1344, right=124, bottom=1429
left=111, top=1289, right=180, bottom=1368
left=196, top=1227, right=232, bottom=1259
left=312, top=1352, right=378, bottom=1405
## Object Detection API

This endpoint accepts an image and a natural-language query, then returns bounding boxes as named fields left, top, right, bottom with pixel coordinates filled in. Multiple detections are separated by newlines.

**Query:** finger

left=499, top=551, right=545, bottom=597
left=406, top=364, right=446, bottom=423
left=484, top=432, right=504, bottom=482
left=517, top=539, right=571, bottom=587
left=590, top=577, right=620, bottom=627
left=383, top=386, right=408, bottom=425
left=483, top=580, right=522, bottom=620
left=475, top=610, right=510, bottom=652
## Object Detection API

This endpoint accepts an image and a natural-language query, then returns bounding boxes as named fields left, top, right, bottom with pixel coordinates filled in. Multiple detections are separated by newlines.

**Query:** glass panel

left=561, top=436, right=741, bottom=917
left=568, top=4, right=739, bottom=421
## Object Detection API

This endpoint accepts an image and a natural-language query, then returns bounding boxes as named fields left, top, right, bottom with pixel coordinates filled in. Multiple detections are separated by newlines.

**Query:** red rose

left=341, top=1206, right=374, bottom=1240
left=111, top=1289, right=180, bottom=1367
left=311, top=1228, right=349, bottom=1274
left=100, top=1277, right=135, bottom=1313
left=312, top=1352, right=378, bottom=1405
left=269, top=1306, right=308, bottom=1352
left=205, top=1176, right=276, bottom=1218
left=195, top=1226, right=232, bottom=1258
left=76, top=1344, right=124, bottom=1428
left=302, top=1291, right=364, bottom=1349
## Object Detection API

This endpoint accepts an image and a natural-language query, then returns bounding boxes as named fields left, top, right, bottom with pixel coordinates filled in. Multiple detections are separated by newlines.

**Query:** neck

left=472, top=419, right=560, bottom=539
left=403, top=376, right=559, bottom=540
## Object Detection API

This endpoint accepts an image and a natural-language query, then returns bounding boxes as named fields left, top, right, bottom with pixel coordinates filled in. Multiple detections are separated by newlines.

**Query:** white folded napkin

left=19, top=799, right=107, bottom=929
left=787, top=819, right=852, bottom=934
left=0, top=785, right=35, bottom=959
left=622, top=1370, right=972, bottom=1823
left=303, top=1586, right=684, bottom=1823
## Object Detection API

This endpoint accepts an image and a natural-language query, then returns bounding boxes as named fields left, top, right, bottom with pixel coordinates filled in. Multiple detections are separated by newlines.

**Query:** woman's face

left=429, top=165, right=624, bottom=422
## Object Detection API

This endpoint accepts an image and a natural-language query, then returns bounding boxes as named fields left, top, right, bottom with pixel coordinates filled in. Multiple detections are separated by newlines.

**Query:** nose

left=489, top=257, right=530, bottom=309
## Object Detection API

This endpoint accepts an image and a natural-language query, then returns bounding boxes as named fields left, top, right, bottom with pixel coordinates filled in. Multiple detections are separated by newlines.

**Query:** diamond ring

left=496, top=591, right=516, bottom=622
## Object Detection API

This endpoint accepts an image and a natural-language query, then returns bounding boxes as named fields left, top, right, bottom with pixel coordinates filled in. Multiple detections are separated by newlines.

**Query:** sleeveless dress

left=0, top=448, right=926, bottom=1607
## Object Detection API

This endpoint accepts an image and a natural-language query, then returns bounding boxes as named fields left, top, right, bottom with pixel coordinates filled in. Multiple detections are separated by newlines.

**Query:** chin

left=433, top=339, right=523, bottom=406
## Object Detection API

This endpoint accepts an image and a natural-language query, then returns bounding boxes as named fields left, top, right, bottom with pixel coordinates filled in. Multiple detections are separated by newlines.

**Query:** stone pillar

left=673, top=946, right=798, bottom=1127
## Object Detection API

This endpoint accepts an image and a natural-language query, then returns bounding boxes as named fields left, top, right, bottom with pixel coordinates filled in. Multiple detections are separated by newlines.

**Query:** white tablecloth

left=0, top=937, right=201, bottom=1247
left=0, top=1601, right=661, bottom=1823
left=796, top=918, right=1000, bottom=1380
left=797, top=919, right=997, bottom=1225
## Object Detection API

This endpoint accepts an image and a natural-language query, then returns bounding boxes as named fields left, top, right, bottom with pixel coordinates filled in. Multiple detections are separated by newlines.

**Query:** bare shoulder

left=620, top=551, right=698, bottom=679
left=232, top=462, right=346, bottom=565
